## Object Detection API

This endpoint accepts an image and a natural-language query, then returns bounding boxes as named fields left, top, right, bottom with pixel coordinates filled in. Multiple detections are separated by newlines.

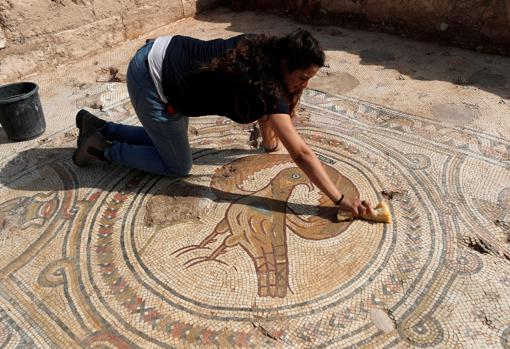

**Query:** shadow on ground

left=195, top=8, right=510, bottom=99
left=0, top=146, right=339, bottom=221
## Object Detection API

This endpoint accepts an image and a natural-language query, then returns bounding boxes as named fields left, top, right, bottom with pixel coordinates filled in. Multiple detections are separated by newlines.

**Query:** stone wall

left=232, top=0, right=510, bottom=57
left=1, top=0, right=508, bottom=81
left=0, top=0, right=221, bottom=81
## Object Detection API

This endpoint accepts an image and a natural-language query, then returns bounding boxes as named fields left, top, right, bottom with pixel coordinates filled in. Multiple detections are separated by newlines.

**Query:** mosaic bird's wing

left=229, top=208, right=289, bottom=298
left=210, top=154, right=293, bottom=198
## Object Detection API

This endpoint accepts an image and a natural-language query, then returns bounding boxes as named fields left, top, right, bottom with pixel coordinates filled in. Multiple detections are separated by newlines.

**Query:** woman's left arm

left=258, top=116, right=280, bottom=152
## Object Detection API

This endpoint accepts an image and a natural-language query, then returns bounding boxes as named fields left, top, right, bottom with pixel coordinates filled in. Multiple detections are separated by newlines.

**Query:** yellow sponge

left=337, top=201, right=392, bottom=224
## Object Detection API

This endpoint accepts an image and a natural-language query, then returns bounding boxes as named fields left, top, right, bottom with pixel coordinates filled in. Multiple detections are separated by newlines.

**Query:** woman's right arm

left=267, top=113, right=372, bottom=216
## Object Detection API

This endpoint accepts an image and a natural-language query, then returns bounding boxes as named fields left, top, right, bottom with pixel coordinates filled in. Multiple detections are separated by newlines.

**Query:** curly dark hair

left=200, top=29, right=325, bottom=121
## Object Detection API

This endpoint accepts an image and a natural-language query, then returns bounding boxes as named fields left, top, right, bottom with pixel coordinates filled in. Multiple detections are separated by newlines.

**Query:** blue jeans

left=102, top=41, right=192, bottom=177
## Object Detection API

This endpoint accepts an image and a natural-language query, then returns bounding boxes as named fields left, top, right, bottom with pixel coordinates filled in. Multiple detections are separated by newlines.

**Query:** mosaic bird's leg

left=254, top=243, right=288, bottom=298
left=171, top=218, right=230, bottom=257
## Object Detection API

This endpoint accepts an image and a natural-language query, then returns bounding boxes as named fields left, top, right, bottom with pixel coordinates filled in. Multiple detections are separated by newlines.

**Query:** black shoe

left=72, top=130, right=111, bottom=167
left=76, top=109, right=107, bottom=146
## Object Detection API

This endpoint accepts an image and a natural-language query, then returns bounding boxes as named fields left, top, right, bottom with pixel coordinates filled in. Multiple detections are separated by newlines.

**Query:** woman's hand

left=337, top=197, right=373, bottom=217
left=264, top=141, right=281, bottom=152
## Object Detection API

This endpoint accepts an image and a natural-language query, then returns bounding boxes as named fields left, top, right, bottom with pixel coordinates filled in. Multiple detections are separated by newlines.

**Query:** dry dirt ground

left=1, top=7, right=510, bottom=349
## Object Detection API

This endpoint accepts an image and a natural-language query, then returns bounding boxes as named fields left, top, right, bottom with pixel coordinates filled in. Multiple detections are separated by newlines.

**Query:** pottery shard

left=370, top=308, right=396, bottom=333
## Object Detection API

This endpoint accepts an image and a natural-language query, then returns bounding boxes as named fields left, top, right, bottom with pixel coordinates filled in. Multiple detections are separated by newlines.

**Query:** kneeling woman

left=73, top=29, right=372, bottom=216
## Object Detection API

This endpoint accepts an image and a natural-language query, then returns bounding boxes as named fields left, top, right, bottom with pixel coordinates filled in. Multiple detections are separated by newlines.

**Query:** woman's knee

left=161, top=160, right=192, bottom=177
left=175, top=162, right=192, bottom=177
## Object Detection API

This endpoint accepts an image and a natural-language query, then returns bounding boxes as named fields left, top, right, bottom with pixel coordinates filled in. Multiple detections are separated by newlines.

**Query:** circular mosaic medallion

left=87, top=152, right=394, bottom=319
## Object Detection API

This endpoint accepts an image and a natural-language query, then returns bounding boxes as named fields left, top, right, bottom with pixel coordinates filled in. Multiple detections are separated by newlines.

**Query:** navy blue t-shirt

left=161, top=35, right=290, bottom=124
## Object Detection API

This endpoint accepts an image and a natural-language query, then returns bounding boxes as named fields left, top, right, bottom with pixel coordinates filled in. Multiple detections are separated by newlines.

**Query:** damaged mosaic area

left=1, top=89, right=510, bottom=348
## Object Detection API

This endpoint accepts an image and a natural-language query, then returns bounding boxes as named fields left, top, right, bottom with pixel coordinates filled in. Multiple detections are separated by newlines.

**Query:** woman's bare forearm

left=266, top=113, right=371, bottom=215
left=258, top=118, right=279, bottom=151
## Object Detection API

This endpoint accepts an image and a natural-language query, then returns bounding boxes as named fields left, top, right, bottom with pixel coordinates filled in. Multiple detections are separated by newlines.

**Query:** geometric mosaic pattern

left=1, top=89, right=509, bottom=348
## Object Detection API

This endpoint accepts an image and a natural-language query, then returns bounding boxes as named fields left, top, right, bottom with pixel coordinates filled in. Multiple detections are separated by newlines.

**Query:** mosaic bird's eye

left=291, top=173, right=301, bottom=179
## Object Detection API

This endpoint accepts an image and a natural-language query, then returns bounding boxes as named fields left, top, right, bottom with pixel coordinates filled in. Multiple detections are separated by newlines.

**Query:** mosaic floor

left=1, top=88, right=510, bottom=348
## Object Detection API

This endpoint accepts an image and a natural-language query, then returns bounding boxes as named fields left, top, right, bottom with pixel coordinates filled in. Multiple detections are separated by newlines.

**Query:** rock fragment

left=370, top=308, right=396, bottom=333
left=0, top=29, right=6, bottom=49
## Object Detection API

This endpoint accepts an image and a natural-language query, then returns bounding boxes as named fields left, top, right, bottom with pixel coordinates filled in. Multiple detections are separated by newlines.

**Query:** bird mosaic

left=172, top=154, right=358, bottom=298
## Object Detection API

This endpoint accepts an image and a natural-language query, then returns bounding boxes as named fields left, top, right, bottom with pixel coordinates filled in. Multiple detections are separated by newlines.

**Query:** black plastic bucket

left=0, top=82, right=46, bottom=141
